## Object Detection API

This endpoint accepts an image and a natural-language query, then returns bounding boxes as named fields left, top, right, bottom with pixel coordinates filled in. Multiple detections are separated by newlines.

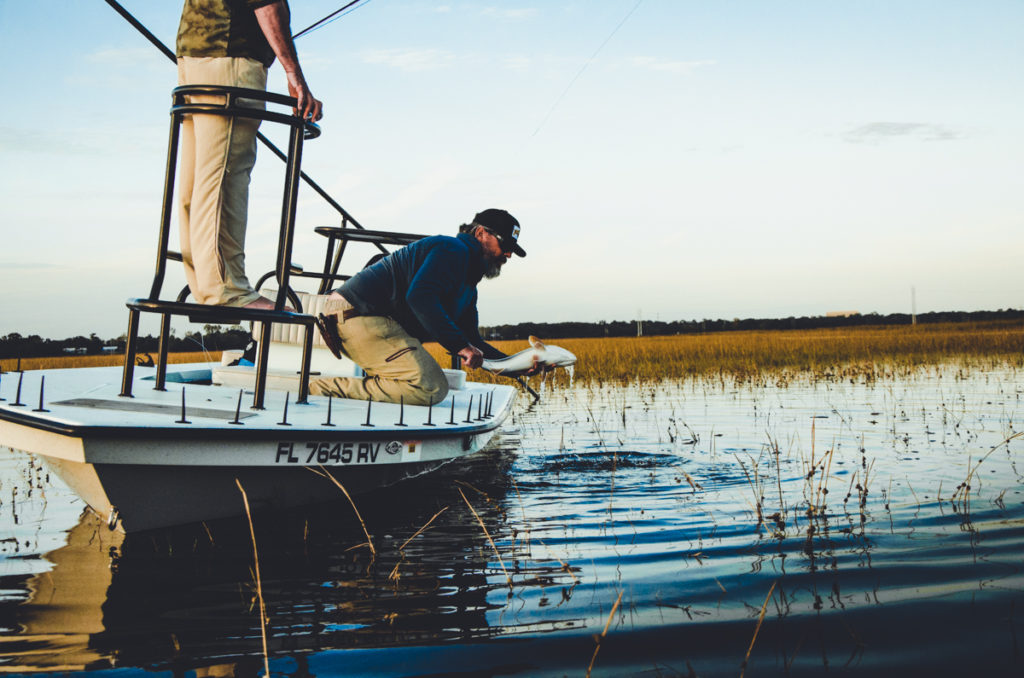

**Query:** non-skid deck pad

left=51, top=398, right=255, bottom=420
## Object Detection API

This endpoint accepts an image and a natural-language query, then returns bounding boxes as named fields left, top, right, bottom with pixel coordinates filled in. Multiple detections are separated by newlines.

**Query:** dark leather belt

left=342, top=307, right=361, bottom=321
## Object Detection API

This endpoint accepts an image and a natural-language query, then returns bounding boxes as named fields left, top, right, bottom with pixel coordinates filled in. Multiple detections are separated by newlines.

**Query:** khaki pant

left=310, top=296, right=450, bottom=406
left=177, top=56, right=267, bottom=306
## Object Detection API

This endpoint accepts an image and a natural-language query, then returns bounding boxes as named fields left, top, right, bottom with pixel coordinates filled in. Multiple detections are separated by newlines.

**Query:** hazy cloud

left=364, top=161, right=463, bottom=223
left=0, top=261, right=60, bottom=270
left=360, top=48, right=456, bottom=72
left=0, top=125, right=162, bottom=156
left=68, top=46, right=172, bottom=91
left=86, top=46, right=164, bottom=67
left=843, top=122, right=961, bottom=144
left=502, top=55, right=532, bottom=72
left=0, top=126, right=90, bottom=154
left=629, top=57, right=715, bottom=74
left=481, top=7, right=538, bottom=20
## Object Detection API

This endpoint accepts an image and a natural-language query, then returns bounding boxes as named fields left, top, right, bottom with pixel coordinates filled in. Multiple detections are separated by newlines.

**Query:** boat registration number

left=274, top=441, right=420, bottom=465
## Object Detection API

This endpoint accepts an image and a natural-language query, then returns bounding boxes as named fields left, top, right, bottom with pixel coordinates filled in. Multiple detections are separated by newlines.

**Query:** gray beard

left=483, top=259, right=504, bottom=279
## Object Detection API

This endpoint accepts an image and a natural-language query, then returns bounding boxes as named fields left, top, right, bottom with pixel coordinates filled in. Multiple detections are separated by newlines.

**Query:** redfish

left=481, top=336, right=577, bottom=378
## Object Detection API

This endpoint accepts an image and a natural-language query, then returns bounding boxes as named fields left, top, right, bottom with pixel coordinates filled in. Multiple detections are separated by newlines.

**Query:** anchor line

left=102, top=0, right=386, bottom=255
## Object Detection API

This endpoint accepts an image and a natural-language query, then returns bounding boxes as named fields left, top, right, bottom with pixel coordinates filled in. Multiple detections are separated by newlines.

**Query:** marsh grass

left=235, top=479, right=270, bottom=678
left=430, top=320, right=1024, bottom=385
left=0, top=351, right=216, bottom=372
left=6, top=320, right=1022, bottom=384
left=741, top=581, right=778, bottom=678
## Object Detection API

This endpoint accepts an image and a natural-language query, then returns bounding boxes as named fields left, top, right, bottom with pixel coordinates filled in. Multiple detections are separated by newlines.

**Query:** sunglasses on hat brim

left=482, top=227, right=516, bottom=254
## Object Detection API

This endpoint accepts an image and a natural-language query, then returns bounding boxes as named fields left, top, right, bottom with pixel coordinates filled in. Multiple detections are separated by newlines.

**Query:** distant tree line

left=0, top=325, right=251, bottom=359
left=3, top=309, right=1022, bottom=359
left=482, top=309, right=1024, bottom=341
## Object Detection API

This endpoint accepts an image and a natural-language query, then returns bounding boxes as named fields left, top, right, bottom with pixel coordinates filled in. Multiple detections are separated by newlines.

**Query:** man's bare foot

left=243, top=296, right=295, bottom=312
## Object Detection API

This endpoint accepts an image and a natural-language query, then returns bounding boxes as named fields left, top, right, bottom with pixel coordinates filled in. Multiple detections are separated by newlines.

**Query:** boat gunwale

left=0, top=405, right=510, bottom=441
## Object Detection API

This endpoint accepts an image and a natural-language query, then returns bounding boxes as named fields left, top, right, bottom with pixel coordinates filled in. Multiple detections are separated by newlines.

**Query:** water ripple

left=2, top=367, right=1023, bottom=675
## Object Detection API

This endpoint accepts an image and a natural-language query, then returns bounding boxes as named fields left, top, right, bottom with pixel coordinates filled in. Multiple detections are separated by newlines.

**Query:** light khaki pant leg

left=177, top=56, right=267, bottom=306
left=309, top=298, right=450, bottom=406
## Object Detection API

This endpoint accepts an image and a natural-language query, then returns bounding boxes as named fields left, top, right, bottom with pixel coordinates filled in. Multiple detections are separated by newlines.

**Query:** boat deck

left=0, top=363, right=514, bottom=465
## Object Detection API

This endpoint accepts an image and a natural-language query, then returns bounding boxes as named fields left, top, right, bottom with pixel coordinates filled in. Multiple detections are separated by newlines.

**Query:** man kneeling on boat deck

left=310, top=209, right=536, bottom=406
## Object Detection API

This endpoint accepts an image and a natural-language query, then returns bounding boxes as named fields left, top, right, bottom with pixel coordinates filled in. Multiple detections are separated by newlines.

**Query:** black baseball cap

left=474, top=208, right=526, bottom=257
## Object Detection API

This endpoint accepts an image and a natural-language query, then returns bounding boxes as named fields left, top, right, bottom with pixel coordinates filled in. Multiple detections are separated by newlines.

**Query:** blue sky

left=1, top=0, right=1021, bottom=339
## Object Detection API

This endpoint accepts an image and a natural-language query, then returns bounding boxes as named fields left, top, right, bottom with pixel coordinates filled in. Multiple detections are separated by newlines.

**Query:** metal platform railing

left=120, top=85, right=321, bottom=409
left=252, top=229, right=426, bottom=296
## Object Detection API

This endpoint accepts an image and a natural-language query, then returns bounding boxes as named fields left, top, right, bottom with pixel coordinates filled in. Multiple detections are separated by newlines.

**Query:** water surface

left=1, top=366, right=1022, bottom=676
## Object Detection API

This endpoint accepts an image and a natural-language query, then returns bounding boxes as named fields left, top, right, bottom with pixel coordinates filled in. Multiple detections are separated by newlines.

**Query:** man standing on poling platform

left=176, top=0, right=323, bottom=310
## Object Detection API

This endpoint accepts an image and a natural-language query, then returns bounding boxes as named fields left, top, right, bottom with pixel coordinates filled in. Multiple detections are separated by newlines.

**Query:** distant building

left=102, top=346, right=119, bottom=353
left=62, top=347, right=87, bottom=354
left=826, top=311, right=861, bottom=318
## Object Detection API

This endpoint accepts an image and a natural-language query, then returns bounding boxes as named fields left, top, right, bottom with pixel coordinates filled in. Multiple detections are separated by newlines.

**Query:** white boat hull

left=41, top=457, right=454, bottom=532
left=0, top=362, right=516, bottom=532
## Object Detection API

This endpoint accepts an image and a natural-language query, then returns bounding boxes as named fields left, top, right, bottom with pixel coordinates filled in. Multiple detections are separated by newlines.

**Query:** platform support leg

left=252, top=321, right=273, bottom=410
left=155, top=312, right=171, bottom=391
left=120, top=309, right=140, bottom=397
left=297, top=326, right=313, bottom=404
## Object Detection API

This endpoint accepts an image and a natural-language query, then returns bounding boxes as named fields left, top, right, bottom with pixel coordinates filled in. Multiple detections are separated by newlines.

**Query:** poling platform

left=0, top=83, right=522, bottom=532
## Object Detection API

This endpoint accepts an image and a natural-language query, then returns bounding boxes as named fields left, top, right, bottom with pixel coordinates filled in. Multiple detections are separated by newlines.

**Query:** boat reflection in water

left=0, top=444, right=584, bottom=675
left=1, top=509, right=124, bottom=673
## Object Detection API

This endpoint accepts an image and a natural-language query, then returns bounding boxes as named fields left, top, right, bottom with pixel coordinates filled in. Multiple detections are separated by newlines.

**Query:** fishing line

left=294, top=0, right=374, bottom=39
left=530, top=0, right=644, bottom=139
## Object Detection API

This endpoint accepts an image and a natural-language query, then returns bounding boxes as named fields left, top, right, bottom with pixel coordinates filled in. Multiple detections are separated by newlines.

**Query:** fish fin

left=528, top=335, right=547, bottom=349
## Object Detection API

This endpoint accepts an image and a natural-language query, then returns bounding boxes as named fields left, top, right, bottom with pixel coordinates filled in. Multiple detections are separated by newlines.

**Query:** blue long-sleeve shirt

left=337, top=233, right=504, bottom=358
